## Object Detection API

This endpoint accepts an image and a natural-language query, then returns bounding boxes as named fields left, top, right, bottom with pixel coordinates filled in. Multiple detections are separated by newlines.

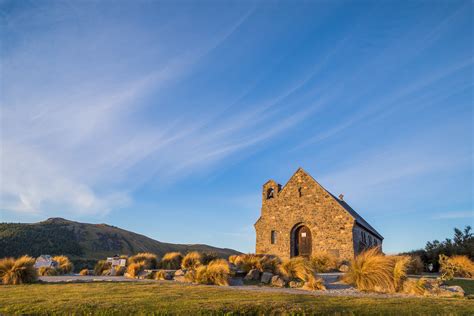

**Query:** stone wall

left=255, top=168, right=356, bottom=261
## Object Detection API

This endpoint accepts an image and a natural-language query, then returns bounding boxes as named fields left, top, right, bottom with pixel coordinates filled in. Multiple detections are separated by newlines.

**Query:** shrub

left=155, top=270, right=170, bottom=280
left=228, top=255, right=239, bottom=265
left=303, top=274, right=326, bottom=291
left=278, top=257, right=325, bottom=291
left=126, top=261, right=145, bottom=278
left=181, top=252, right=202, bottom=270
left=94, top=260, right=111, bottom=276
left=0, top=256, right=38, bottom=285
left=191, top=259, right=232, bottom=286
left=79, top=269, right=89, bottom=276
left=439, top=255, right=474, bottom=280
left=128, top=253, right=158, bottom=269
left=201, top=253, right=219, bottom=265
left=113, top=266, right=126, bottom=276
left=231, top=254, right=280, bottom=273
left=38, top=266, right=58, bottom=276
left=310, top=252, right=338, bottom=273
left=53, top=256, right=73, bottom=274
left=343, top=247, right=396, bottom=293
left=407, top=256, right=424, bottom=275
left=161, top=252, right=183, bottom=270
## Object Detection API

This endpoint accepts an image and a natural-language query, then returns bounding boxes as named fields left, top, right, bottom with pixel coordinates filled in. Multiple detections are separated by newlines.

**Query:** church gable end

left=255, top=168, right=383, bottom=261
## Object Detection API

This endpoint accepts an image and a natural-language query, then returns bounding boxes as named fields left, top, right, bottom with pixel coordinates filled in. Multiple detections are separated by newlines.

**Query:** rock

left=244, top=269, right=261, bottom=281
left=174, top=269, right=185, bottom=276
left=137, top=270, right=153, bottom=279
left=229, top=277, right=244, bottom=286
left=289, top=280, right=304, bottom=288
left=338, top=264, right=349, bottom=272
left=261, top=272, right=273, bottom=284
left=271, top=275, right=286, bottom=287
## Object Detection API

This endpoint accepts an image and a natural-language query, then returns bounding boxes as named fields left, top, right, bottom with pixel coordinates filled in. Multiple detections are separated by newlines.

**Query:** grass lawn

left=1, top=282, right=473, bottom=315
left=445, top=279, right=474, bottom=296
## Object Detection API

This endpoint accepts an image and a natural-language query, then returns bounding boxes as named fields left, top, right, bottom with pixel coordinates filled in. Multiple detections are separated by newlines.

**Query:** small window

left=266, top=188, right=274, bottom=199
left=298, top=187, right=302, bottom=197
left=271, top=230, right=277, bottom=244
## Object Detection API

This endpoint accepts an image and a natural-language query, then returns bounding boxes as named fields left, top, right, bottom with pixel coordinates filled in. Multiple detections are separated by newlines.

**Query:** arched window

left=266, top=188, right=274, bottom=199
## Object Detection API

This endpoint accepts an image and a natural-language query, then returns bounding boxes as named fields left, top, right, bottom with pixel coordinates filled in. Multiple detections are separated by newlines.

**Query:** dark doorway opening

left=292, top=225, right=312, bottom=257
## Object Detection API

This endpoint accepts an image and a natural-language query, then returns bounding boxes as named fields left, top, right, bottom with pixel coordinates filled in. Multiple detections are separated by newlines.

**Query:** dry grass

left=181, top=252, right=202, bottom=270
left=128, top=253, right=158, bottom=269
left=161, top=252, right=183, bottom=270
left=231, top=254, right=280, bottom=273
left=0, top=256, right=38, bottom=285
left=310, top=252, right=339, bottom=273
left=278, top=257, right=325, bottom=290
left=94, top=260, right=111, bottom=276
left=402, top=278, right=428, bottom=296
left=407, top=256, right=424, bottom=275
left=191, top=259, right=232, bottom=286
left=38, top=266, right=58, bottom=276
left=52, top=256, right=73, bottom=274
left=228, top=255, right=239, bottom=265
left=113, top=266, right=126, bottom=276
left=343, top=248, right=396, bottom=293
left=440, top=255, right=474, bottom=279
left=126, top=261, right=146, bottom=278
left=393, top=256, right=410, bottom=291
left=155, top=270, right=171, bottom=280
left=79, top=269, right=89, bottom=276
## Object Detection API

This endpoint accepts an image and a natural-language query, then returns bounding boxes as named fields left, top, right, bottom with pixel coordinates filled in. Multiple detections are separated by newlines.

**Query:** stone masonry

left=254, top=168, right=383, bottom=261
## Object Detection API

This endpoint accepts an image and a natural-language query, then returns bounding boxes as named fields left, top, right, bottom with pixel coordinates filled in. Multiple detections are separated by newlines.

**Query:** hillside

left=0, top=218, right=240, bottom=270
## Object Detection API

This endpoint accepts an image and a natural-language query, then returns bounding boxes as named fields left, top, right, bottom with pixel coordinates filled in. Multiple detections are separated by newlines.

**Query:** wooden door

left=296, top=226, right=312, bottom=257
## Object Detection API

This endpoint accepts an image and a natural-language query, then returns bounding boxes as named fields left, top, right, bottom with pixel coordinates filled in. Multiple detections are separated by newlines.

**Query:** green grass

left=445, top=279, right=474, bottom=296
left=1, top=282, right=473, bottom=315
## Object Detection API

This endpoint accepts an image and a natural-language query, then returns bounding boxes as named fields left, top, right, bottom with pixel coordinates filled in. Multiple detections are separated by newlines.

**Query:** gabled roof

left=287, top=168, right=384, bottom=240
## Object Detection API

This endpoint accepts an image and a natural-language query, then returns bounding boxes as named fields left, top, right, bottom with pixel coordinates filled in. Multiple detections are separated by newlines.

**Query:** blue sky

left=0, top=0, right=472, bottom=254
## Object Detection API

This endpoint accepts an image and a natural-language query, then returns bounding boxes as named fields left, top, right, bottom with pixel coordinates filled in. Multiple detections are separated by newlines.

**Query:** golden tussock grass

left=401, top=278, right=428, bottom=296
left=407, top=256, right=424, bottom=275
left=155, top=270, right=170, bottom=280
left=231, top=254, right=280, bottom=273
left=0, top=256, right=38, bottom=285
left=181, top=252, right=202, bottom=270
left=128, top=253, right=158, bottom=269
left=191, top=259, right=231, bottom=286
left=38, top=266, right=58, bottom=276
left=114, top=266, right=126, bottom=276
left=161, top=252, right=183, bottom=270
left=94, top=260, right=111, bottom=276
left=343, top=247, right=396, bottom=293
left=392, top=256, right=410, bottom=291
left=126, top=261, right=145, bottom=278
left=310, top=251, right=339, bottom=273
left=79, top=269, right=89, bottom=276
left=278, top=257, right=325, bottom=291
left=52, top=256, right=73, bottom=274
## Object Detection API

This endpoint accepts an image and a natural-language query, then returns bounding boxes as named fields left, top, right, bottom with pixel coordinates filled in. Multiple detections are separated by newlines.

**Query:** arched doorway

left=291, top=224, right=312, bottom=257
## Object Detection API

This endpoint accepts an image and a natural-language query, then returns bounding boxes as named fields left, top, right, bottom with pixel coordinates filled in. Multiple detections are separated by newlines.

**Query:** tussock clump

left=191, top=259, right=232, bottom=286
left=128, top=253, right=158, bottom=269
left=310, top=252, right=339, bottom=273
left=53, top=256, right=73, bottom=274
left=127, top=261, right=145, bottom=278
left=0, top=256, right=38, bottom=285
left=407, top=256, right=424, bottom=275
left=155, top=270, right=172, bottom=280
left=181, top=252, right=202, bottom=270
left=232, top=254, right=279, bottom=273
left=393, top=256, right=410, bottom=291
left=161, top=252, right=183, bottom=270
left=343, top=248, right=396, bottom=293
left=228, top=255, right=239, bottom=265
left=113, top=266, right=126, bottom=276
left=79, top=269, right=89, bottom=276
left=278, top=257, right=325, bottom=291
left=440, top=255, right=474, bottom=280
left=94, top=260, right=111, bottom=276
left=201, top=253, right=219, bottom=265
left=402, top=278, right=428, bottom=296
left=38, top=266, right=58, bottom=276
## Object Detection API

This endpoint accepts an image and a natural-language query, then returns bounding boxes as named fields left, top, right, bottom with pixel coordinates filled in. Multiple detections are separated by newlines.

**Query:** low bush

left=278, top=257, right=325, bottom=290
left=343, top=248, right=396, bottom=293
left=310, top=252, right=338, bottom=273
left=231, top=254, right=280, bottom=273
left=201, top=253, right=219, bottom=265
left=161, top=252, right=183, bottom=270
left=94, top=260, right=111, bottom=276
left=191, top=259, right=232, bottom=286
left=392, top=256, right=410, bottom=292
left=155, top=270, right=171, bottom=280
left=38, top=266, right=58, bottom=276
left=440, top=255, right=474, bottom=280
left=53, top=256, right=74, bottom=274
left=113, top=266, right=126, bottom=276
left=79, top=269, right=89, bottom=276
left=181, top=252, right=202, bottom=270
left=402, top=278, right=428, bottom=296
left=228, top=255, right=239, bottom=265
left=0, top=256, right=38, bottom=285
left=128, top=253, right=158, bottom=269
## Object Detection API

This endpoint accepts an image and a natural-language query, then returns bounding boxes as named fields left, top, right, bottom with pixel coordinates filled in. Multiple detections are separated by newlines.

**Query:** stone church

left=255, top=168, right=383, bottom=261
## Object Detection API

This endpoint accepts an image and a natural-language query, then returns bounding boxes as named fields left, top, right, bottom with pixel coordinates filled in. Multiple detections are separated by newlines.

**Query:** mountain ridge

left=0, top=217, right=241, bottom=270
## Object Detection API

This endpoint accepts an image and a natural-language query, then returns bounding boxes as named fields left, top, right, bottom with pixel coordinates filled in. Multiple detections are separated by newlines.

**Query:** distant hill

left=0, top=218, right=241, bottom=270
